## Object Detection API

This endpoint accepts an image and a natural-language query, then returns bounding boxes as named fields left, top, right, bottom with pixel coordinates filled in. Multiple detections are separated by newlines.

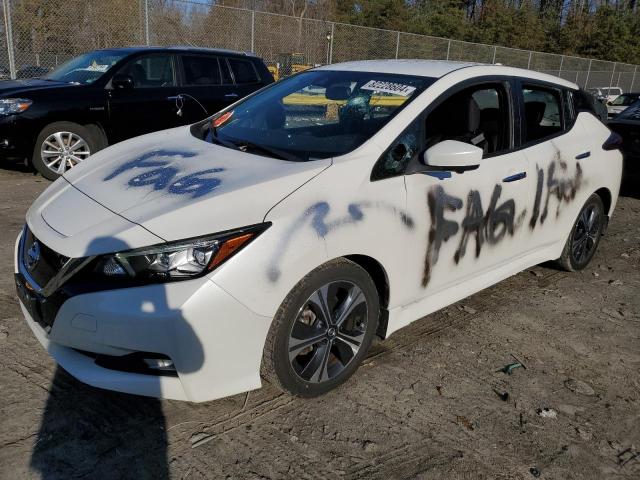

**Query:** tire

left=261, top=258, right=379, bottom=397
left=32, top=122, right=101, bottom=180
left=557, top=193, right=605, bottom=271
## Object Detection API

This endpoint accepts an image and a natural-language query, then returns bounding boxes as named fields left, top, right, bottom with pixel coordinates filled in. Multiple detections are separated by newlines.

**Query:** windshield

left=197, top=70, right=435, bottom=161
left=611, top=94, right=639, bottom=106
left=44, top=50, right=128, bottom=85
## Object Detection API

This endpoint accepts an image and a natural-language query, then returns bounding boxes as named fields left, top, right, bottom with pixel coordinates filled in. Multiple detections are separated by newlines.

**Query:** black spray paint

left=530, top=159, right=583, bottom=229
left=423, top=184, right=517, bottom=287
left=104, top=149, right=225, bottom=198
left=422, top=186, right=462, bottom=287
left=268, top=200, right=414, bottom=282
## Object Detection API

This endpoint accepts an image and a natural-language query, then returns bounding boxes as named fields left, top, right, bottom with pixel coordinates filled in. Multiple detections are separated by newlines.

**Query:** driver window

left=120, top=54, right=176, bottom=88
left=425, top=84, right=509, bottom=157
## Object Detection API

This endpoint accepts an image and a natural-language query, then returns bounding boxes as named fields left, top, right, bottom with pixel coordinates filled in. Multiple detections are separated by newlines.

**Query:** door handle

left=502, top=172, right=527, bottom=183
left=575, top=151, right=591, bottom=160
left=167, top=95, right=182, bottom=101
left=224, top=93, right=239, bottom=98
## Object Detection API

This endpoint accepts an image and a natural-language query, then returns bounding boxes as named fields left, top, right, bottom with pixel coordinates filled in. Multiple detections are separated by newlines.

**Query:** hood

left=0, top=78, right=70, bottom=96
left=63, top=126, right=331, bottom=241
left=26, top=178, right=164, bottom=258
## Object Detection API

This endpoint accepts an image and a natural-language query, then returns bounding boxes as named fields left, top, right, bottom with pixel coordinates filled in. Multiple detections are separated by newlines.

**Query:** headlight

left=92, top=223, right=269, bottom=283
left=0, top=98, right=32, bottom=115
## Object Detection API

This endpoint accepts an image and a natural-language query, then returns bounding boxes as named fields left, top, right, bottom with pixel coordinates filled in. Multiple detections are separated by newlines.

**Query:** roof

left=316, top=59, right=577, bottom=89
left=92, top=46, right=256, bottom=57
left=316, top=59, right=477, bottom=77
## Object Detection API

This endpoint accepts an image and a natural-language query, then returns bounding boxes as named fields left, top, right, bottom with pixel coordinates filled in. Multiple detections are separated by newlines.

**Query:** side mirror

left=423, top=140, right=482, bottom=172
left=112, top=73, right=134, bottom=90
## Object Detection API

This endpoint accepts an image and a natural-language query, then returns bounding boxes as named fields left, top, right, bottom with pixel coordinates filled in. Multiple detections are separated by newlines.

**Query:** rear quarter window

left=229, top=58, right=260, bottom=84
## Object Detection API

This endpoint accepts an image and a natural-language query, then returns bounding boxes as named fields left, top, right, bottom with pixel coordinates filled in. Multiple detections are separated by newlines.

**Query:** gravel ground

left=0, top=165, right=638, bottom=480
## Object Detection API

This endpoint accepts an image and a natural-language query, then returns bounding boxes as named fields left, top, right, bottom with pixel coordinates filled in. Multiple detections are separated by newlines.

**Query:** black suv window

left=182, top=55, right=221, bottom=86
left=229, top=58, right=259, bottom=84
left=220, top=58, right=233, bottom=84
left=121, top=54, right=176, bottom=88
left=522, top=85, right=563, bottom=143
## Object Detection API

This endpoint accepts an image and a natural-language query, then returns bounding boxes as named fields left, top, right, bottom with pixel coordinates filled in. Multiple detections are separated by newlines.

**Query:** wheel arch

left=594, top=186, right=612, bottom=216
left=343, top=254, right=391, bottom=339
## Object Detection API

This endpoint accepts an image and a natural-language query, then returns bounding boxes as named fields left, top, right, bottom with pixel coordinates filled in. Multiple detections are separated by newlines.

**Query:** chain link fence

left=2, top=0, right=639, bottom=92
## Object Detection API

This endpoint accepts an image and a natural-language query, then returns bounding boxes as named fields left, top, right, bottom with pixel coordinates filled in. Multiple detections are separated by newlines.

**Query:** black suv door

left=107, top=53, right=180, bottom=142
left=176, top=54, right=240, bottom=124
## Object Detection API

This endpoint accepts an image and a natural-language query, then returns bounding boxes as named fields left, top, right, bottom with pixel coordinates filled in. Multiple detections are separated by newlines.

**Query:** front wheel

left=32, top=122, right=99, bottom=180
left=557, top=193, right=605, bottom=271
left=261, top=258, right=379, bottom=397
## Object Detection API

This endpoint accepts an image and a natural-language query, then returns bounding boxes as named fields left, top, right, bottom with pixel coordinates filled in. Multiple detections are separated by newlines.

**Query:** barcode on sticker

left=361, top=80, right=417, bottom=96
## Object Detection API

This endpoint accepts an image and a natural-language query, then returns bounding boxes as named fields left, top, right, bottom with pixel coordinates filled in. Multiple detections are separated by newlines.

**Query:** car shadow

left=30, top=236, right=205, bottom=479
left=620, top=157, right=640, bottom=199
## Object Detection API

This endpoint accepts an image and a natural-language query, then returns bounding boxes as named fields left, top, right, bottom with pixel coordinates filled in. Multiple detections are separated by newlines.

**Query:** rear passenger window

left=182, top=56, right=221, bottom=86
left=522, top=86, right=563, bottom=143
left=229, top=58, right=259, bottom=84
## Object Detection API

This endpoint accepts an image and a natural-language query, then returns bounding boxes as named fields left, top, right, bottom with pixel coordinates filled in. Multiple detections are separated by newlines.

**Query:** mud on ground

left=0, top=166, right=638, bottom=480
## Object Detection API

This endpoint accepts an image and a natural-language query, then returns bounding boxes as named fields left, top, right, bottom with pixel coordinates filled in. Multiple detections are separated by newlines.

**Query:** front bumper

left=15, top=233, right=273, bottom=402
left=0, top=114, right=35, bottom=160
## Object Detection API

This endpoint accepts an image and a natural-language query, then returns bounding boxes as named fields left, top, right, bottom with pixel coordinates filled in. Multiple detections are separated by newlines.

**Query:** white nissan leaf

left=15, top=60, right=622, bottom=402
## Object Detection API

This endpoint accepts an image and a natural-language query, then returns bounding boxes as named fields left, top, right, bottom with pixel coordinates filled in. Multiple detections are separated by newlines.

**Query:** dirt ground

left=0, top=164, right=638, bottom=480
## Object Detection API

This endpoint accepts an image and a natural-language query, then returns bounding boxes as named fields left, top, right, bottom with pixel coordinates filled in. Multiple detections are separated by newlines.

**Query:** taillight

left=602, top=131, right=623, bottom=151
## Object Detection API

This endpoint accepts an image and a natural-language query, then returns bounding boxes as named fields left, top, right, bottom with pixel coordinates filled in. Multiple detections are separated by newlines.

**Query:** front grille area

left=22, top=227, right=68, bottom=289
left=16, top=227, right=69, bottom=331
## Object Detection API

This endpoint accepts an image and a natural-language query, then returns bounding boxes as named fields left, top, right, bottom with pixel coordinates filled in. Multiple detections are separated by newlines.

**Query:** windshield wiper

left=207, top=125, right=302, bottom=161
left=235, top=141, right=302, bottom=162
left=208, top=124, right=241, bottom=150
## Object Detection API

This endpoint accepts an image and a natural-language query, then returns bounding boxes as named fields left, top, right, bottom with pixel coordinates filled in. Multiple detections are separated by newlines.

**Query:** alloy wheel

left=40, top=131, right=91, bottom=175
left=288, top=281, right=368, bottom=384
left=571, top=204, right=600, bottom=265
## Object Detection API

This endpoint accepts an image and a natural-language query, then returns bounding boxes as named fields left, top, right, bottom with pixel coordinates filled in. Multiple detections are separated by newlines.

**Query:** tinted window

left=522, top=86, right=562, bottom=143
left=182, top=55, right=221, bottom=85
left=229, top=58, right=259, bottom=84
left=121, top=54, right=175, bottom=88
left=425, top=84, right=510, bottom=157
left=220, top=58, right=233, bottom=84
left=199, top=70, right=434, bottom=161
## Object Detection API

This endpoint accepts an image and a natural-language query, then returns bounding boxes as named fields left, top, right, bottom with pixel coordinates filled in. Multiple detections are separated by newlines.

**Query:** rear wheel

left=261, top=258, right=379, bottom=397
left=557, top=194, right=605, bottom=271
left=32, top=122, right=100, bottom=180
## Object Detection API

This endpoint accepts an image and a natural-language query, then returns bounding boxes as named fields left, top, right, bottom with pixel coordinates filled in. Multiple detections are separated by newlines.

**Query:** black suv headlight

left=0, top=98, right=32, bottom=116
left=91, top=223, right=269, bottom=283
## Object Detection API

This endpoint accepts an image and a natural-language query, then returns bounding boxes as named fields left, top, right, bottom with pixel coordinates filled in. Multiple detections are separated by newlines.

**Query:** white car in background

left=588, top=86, right=623, bottom=103
left=15, top=60, right=622, bottom=402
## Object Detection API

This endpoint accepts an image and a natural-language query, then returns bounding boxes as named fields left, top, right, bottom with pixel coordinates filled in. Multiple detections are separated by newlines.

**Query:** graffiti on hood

left=104, top=149, right=225, bottom=198
left=268, top=200, right=414, bottom=282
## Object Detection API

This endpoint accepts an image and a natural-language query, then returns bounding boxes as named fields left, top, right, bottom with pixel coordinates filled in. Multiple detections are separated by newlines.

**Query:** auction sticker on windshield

left=361, top=80, right=417, bottom=96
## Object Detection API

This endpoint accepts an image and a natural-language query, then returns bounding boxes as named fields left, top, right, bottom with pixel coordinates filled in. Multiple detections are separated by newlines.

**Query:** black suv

left=0, top=46, right=274, bottom=179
